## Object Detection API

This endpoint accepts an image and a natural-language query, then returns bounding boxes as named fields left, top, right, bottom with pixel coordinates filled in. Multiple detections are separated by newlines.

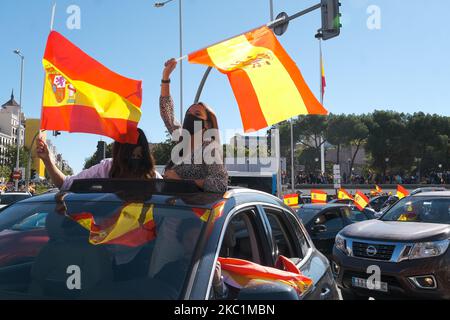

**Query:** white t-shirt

left=61, top=158, right=163, bottom=190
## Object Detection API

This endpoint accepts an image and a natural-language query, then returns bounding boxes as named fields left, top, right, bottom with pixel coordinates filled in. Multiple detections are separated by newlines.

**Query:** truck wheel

left=340, top=289, right=368, bottom=300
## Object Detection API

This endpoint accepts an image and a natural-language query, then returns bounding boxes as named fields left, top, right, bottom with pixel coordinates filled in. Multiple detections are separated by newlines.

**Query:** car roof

left=299, top=203, right=348, bottom=210
left=16, top=181, right=285, bottom=212
left=411, top=191, right=450, bottom=197
left=0, top=192, right=31, bottom=195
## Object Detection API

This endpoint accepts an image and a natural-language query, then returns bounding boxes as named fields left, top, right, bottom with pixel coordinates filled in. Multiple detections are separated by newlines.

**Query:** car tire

left=340, top=289, right=368, bottom=300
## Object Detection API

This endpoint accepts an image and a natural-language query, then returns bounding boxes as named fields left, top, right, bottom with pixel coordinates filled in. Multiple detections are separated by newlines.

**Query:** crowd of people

left=285, top=171, right=450, bottom=186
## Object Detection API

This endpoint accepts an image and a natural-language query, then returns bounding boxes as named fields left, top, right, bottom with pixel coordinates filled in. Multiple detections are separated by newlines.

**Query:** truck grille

left=352, top=241, right=395, bottom=261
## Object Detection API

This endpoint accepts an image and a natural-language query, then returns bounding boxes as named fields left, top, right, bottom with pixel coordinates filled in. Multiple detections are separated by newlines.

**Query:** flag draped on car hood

left=188, top=26, right=328, bottom=133
left=41, top=31, right=142, bottom=143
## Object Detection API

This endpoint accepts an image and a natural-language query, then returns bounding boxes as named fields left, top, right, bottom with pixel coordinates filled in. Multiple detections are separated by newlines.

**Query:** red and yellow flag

left=397, top=185, right=410, bottom=199
left=311, top=190, right=327, bottom=204
left=188, top=26, right=328, bottom=133
left=41, top=31, right=142, bottom=143
left=375, top=185, right=383, bottom=194
left=338, top=188, right=353, bottom=201
left=71, top=203, right=155, bottom=247
left=354, top=190, right=370, bottom=211
left=320, top=46, right=326, bottom=101
left=191, top=201, right=226, bottom=223
left=283, top=194, right=299, bottom=207
left=218, top=256, right=313, bottom=297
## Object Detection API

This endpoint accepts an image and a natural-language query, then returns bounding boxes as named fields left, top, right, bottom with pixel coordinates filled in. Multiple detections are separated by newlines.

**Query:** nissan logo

left=366, top=245, right=378, bottom=256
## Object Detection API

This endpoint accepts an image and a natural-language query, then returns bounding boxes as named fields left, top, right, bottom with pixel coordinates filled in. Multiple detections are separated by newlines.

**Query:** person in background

left=36, top=128, right=162, bottom=190
left=160, top=58, right=228, bottom=193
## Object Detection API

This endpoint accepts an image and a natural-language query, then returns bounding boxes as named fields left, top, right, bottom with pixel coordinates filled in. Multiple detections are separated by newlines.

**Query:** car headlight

left=408, top=240, right=450, bottom=260
left=335, top=234, right=348, bottom=255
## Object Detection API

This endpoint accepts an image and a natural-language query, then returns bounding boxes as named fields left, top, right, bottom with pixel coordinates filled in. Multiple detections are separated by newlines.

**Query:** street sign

left=333, top=164, right=341, bottom=189
left=12, top=171, right=21, bottom=180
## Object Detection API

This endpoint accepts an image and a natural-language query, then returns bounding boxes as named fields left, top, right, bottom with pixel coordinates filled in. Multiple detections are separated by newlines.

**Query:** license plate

left=352, top=277, right=388, bottom=293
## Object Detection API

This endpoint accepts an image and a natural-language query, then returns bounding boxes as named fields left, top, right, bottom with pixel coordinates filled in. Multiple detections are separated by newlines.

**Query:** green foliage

left=277, top=111, right=450, bottom=176
left=84, top=143, right=113, bottom=169
left=4, top=145, right=30, bottom=171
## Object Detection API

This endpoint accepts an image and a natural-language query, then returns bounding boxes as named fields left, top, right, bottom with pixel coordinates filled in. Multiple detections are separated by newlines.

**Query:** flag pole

left=319, top=39, right=326, bottom=176
left=50, top=3, right=56, bottom=31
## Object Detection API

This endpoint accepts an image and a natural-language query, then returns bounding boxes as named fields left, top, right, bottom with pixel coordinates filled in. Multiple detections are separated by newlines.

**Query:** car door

left=308, top=209, right=345, bottom=257
left=260, top=205, right=338, bottom=300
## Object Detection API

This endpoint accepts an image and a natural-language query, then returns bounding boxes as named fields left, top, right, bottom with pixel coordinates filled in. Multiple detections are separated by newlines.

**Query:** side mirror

left=237, top=279, right=300, bottom=300
left=312, top=224, right=327, bottom=234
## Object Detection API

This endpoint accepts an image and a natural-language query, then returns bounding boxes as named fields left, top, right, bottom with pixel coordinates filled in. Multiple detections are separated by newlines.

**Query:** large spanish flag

left=70, top=203, right=155, bottom=247
left=397, top=185, right=410, bottom=200
left=354, top=190, right=370, bottom=211
left=188, top=26, right=328, bottom=132
left=311, top=190, right=327, bottom=204
left=41, top=31, right=142, bottom=143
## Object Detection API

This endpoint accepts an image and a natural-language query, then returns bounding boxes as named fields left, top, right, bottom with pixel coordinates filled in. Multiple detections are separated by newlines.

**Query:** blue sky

left=1, top=0, right=449, bottom=173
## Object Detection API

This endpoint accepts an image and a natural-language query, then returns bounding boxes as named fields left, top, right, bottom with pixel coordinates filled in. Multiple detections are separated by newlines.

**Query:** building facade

left=0, top=91, right=25, bottom=166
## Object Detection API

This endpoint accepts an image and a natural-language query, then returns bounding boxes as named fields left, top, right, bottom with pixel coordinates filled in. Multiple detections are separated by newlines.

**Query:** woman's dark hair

left=109, top=128, right=156, bottom=179
left=184, top=102, right=220, bottom=142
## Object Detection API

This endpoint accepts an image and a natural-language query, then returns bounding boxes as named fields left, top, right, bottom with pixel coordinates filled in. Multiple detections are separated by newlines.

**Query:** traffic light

left=97, top=141, right=106, bottom=159
left=53, top=131, right=61, bottom=137
left=320, top=0, right=342, bottom=40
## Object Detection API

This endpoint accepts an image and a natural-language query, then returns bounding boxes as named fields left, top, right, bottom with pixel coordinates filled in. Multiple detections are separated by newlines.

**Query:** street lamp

left=154, top=0, right=184, bottom=123
left=13, top=49, right=24, bottom=192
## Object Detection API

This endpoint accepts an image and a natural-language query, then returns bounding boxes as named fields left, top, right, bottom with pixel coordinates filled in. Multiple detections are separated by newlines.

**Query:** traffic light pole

left=25, top=131, right=41, bottom=192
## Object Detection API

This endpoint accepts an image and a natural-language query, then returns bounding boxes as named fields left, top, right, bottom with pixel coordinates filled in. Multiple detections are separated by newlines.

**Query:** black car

left=333, top=191, right=450, bottom=300
left=368, top=195, right=390, bottom=212
left=0, top=179, right=338, bottom=300
left=297, top=204, right=376, bottom=258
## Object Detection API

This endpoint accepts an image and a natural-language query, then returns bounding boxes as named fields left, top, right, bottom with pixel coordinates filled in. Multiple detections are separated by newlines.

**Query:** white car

left=0, top=192, right=32, bottom=209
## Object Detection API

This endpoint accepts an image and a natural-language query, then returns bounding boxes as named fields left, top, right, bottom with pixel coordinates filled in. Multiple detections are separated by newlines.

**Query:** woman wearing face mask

left=36, top=128, right=162, bottom=190
left=160, top=58, right=228, bottom=193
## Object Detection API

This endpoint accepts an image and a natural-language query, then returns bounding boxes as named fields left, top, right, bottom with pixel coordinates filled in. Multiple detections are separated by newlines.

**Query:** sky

left=1, top=0, right=449, bottom=173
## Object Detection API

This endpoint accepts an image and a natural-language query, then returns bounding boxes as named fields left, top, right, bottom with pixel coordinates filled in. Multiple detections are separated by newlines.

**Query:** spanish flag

left=338, top=188, right=353, bottom=200
left=283, top=194, right=299, bottom=207
left=70, top=203, right=155, bottom=247
left=188, top=26, right=328, bottom=132
left=41, top=31, right=142, bottom=144
left=320, top=44, right=326, bottom=101
left=397, top=185, right=410, bottom=200
left=191, top=201, right=226, bottom=222
left=375, top=185, right=383, bottom=194
left=311, top=190, right=327, bottom=204
left=354, top=190, right=370, bottom=211
left=218, top=256, right=313, bottom=297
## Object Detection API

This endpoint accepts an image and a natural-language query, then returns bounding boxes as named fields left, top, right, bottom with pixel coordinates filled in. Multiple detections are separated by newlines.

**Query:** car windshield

left=0, top=199, right=206, bottom=300
left=0, top=194, right=30, bottom=205
left=381, top=197, right=450, bottom=224
left=297, top=207, right=321, bottom=224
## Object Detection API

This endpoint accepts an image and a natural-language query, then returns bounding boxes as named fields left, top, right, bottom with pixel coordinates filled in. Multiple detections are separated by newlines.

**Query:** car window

left=315, top=209, right=344, bottom=232
left=0, top=200, right=209, bottom=300
left=264, top=207, right=309, bottom=260
left=265, top=212, right=295, bottom=258
left=219, top=210, right=262, bottom=265
left=296, top=207, right=321, bottom=225
left=0, top=194, right=30, bottom=205
left=342, top=207, right=369, bottom=223
left=382, top=197, right=450, bottom=224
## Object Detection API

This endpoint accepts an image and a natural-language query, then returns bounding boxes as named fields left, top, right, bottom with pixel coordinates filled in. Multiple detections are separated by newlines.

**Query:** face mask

left=129, top=158, right=142, bottom=172
left=183, top=114, right=204, bottom=136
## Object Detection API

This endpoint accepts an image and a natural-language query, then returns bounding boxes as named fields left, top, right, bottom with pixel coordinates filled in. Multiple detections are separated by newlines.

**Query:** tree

left=325, top=114, right=350, bottom=164
left=4, top=146, right=30, bottom=171
left=152, top=132, right=176, bottom=165
left=84, top=143, right=113, bottom=169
